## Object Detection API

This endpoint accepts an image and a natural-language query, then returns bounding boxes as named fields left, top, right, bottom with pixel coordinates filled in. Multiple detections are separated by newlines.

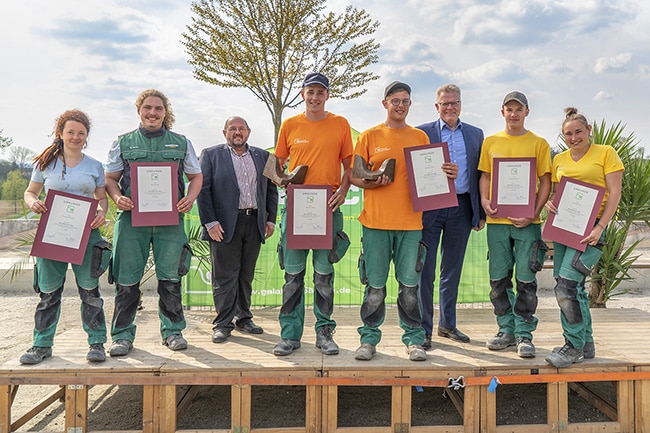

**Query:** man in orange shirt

left=352, top=81, right=455, bottom=361
left=272, top=72, right=353, bottom=357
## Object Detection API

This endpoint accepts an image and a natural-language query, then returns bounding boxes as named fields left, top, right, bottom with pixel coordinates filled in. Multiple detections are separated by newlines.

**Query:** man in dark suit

left=417, top=84, right=485, bottom=350
left=197, top=116, right=278, bottom=343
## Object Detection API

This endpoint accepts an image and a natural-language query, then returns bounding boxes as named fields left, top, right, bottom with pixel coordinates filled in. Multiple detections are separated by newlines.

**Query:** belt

left=238, top=208, right=257, bottom=216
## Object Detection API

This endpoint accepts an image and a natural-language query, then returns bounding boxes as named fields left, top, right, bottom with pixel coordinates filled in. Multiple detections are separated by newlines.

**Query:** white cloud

left=594, top=91, right=614, bottom=101
left=594, top=53, right=633, bottom=74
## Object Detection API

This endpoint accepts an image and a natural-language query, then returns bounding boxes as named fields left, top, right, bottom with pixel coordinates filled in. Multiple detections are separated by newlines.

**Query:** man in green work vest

left=104, top=89, right=203, bottom=357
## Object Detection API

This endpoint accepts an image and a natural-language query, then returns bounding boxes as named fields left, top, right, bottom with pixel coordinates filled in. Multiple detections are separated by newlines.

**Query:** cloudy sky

left=1, top=0, right=649, bottom=164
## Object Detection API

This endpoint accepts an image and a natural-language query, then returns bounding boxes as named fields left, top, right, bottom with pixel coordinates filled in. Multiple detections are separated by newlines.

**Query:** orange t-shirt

left=354, top=124, right=430, bottom=230
left=275, top=112, right=353, bottom=190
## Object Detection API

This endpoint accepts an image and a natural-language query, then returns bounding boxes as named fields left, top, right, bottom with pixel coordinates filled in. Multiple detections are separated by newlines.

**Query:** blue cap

left=302, top=72, right=329, bottom=90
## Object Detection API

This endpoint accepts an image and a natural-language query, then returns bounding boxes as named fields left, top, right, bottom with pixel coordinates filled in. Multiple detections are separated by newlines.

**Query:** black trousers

left=210, top=213, right=262, bottom=331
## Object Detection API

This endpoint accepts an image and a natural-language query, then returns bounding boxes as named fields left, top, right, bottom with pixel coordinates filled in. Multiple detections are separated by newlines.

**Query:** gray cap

left=384, top=81, right=411, bottom=99
left=502, top=91, right=528, bottom=107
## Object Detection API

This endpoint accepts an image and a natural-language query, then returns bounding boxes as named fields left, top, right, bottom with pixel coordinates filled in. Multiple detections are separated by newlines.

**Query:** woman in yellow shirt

left=544, top=107, right=623, bottom=368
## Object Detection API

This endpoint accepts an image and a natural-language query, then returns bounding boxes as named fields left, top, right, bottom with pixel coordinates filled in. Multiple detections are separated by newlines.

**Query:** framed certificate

left=542, top=177, right=605, bottom=251
left=491, top=157, right=536, bottom=218
left=30, top=189, right=98, bottom=265
left=404, top=142, right=457, bottom=212
left=131, top=162, right=179, bottom=227
left=286, top=184, right=333, bottom=250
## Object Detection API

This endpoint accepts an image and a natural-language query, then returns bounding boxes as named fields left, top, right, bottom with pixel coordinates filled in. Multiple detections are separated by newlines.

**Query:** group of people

left=19, top=74, right=623, bottom=369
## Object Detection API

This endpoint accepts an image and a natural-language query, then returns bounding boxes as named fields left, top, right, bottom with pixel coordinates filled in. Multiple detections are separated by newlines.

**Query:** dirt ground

left=1, top=231, right=649, bottom=431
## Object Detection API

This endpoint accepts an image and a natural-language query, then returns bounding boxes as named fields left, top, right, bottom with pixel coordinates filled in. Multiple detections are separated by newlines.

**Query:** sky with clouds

left=1, top=0, right=649, bottom=164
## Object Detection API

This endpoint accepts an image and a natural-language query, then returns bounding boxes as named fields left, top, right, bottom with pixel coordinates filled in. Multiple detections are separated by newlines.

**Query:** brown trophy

left=351, top=154, right=396, bottom=182
left=263, top=154, right=308, bottom=186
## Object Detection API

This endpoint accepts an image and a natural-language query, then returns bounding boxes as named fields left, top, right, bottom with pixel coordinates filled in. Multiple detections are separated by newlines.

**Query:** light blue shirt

left=439, top=119, right=469, bottom=194
left=31, top=154, right=104, bottom=198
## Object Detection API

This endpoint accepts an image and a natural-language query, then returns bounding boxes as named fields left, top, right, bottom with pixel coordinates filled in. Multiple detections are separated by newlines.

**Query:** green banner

left=182, top=187, right=491, bottom=307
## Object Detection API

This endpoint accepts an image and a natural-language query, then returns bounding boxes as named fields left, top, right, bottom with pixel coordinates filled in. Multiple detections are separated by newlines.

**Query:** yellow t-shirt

left=354, top=124, right=430, bottom=230
left=552, top=144, right=624, bottom=217
left=275, top=112, right=353, bottom=190
left=478, top=130, right=552, bottom=224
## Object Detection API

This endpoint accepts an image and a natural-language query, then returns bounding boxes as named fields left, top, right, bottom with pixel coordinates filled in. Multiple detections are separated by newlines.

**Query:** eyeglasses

left=438, top=101, right=461, bottom=108
left=389, top=98, right=411, bottom=107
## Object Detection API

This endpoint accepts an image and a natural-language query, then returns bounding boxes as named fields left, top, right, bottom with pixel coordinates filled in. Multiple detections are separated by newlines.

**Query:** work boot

left=164, top=334, right=188, bottom=351
left=86, top=344, right=106, bottom=362
left=19, top=346, right=52, bottom=365
left=553, top=341, right=595, bottom=359
left=273, top=339, right=301, bottom=356
left=408, top=345, right=427, bottom=361
left=315, top=325, right=339, bottom=355
left=516, top=337, right=536, bottom=358
left=354, top=343, right=376, bottom=361
left=486, top=332, right=516, bottom=350
left=109, top=339, right=133, bottom=357
left=546, top=341, right=584, bottom=368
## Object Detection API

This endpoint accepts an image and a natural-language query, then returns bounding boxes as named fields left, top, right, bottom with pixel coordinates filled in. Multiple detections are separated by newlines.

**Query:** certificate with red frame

left=491, top=157, right=536, bottom=218
left=404, top=142, right=457, bottom=212
left=542, top=177, right=605, bottom=252
left=286, top=184, right=333, bottom=250
left=131, top=162, right=179, bottom=227
left=30, top=189, right=98, bottom=265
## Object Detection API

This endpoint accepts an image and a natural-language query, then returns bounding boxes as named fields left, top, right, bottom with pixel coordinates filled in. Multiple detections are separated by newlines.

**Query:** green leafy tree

left=2, top=169, right=29, bottom=212
left=182, top=0, right=380, bottom=142
left=560, top=121, right=650, bottom=306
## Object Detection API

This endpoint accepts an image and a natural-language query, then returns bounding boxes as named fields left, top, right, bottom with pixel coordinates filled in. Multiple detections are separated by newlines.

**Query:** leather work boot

left=486, top=332, right=516, bottom=350
left=354, top=343, right=376, bottom=361
left=315, top=325, right=339, bottom=355
left=273, top=339, right=301, bottom=356
left=546, top=341, right=584, bottom=368
left=19, top=346, right=52, bottom=365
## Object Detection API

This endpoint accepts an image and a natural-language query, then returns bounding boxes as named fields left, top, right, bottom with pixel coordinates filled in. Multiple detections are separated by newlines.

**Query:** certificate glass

left=286, top=184, right=333, bottom=250
left=131, top=162, right=179, bottom=227
left=542, top=177, right=605, bottom=251
left=404, top=143, right=457, bottom=212
left=491, top=157, right=536, bottom=218
left=30, top=189, right=98, bottom=265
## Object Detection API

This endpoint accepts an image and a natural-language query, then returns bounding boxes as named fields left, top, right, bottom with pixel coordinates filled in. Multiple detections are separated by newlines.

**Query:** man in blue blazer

left=417, top=84, right=485, bottom=350
left=197, top=116, right=279, bottom=343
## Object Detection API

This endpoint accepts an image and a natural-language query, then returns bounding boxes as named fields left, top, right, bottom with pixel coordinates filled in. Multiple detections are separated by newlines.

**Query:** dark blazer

left=417, top=119, right=485, bottom=228
left=197, top=143, right=278, bottom=243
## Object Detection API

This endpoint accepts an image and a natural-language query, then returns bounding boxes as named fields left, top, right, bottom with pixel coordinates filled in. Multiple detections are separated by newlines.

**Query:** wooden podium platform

left=2, top=306, right=650, bottom=433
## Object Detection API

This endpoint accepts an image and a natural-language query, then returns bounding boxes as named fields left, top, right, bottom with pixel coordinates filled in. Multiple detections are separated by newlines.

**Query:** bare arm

left=24, top=181, right=45, bottom=213
left=582, top=170, right=623, bottom=245
left=105, top=170, right=133, bottom=211
left=178, top=172, right=202, bottom=213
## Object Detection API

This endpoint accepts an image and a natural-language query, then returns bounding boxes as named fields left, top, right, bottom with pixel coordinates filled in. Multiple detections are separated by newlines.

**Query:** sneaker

left=516, top=337, right=536, bottom=358
left=486, top=332, right=516, bottom=350
left=315, top=325, right=339, bottom=355
left=86, top=343, right=106, bottom=363
left=109, top=340, right=133, bottom=357
left=408, top=345, right=427, bottom=361
left=422, top=334, right=432, bottom=351
left=553, top=341, right=595, bottom=359
left=164, top=334, right=188, bottom=351
left=354, top=343, right=376, bottom=361
left=273, top=339, right=301, bottom=356
left=19, top=346, right=52, bottom=365
left=546, top=341, right=584, bottom=368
